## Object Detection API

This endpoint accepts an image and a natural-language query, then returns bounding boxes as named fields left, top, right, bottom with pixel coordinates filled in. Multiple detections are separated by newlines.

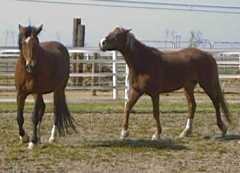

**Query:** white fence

left=0, top=47, right=240, bottom=100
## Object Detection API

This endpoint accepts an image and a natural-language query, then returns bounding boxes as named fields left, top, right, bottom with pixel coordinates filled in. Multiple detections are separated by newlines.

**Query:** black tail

left=54, top=90, right=76, bottom=136
left=217, top=81, right=231, bottom=124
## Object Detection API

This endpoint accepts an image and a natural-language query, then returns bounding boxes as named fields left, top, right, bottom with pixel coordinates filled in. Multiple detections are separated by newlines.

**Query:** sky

left=0, top=0, right=240, bottom=47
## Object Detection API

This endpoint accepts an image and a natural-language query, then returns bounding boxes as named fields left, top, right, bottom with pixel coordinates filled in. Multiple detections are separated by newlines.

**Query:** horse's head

left=18, top=24, right=43, bottom=49
left=21, top=33, right=40, bottom=74
left=99, top=27, right=132, bottom=51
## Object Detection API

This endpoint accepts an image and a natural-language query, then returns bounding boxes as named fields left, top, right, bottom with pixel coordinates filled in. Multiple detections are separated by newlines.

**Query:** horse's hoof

left=38, top=138, right=42, bottom=144
left=221, top=130, right=227, bottom=137
left=120, top=129, right=129, bottom=140
left=221, top=126, right=228, bottom=137
left=27, top=142, right=35, bottom=150
left=152, top=133, right=160, bottom=141
left=19, top=134, right=29, bottom=143
left=48, top=137, right=55, bottom=144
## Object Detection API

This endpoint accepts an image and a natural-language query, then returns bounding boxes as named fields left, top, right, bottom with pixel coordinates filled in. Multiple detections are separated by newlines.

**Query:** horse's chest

left=23, top=79, right=34, bottom=91
left=131, top=74, right=156, bottom=92
left=21, top=72, right=55, bottom=93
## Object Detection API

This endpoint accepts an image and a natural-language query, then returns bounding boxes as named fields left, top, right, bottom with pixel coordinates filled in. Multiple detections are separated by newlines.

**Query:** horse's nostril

left=26, top=65, right=32, bottom=73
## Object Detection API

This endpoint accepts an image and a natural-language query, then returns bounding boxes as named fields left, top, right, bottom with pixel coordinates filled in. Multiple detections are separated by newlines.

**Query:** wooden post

left=77, top=25, right=85, bottom=47
left=73, top=18, right=85, bottom=47
left=72, top=18, right=85, bottom=86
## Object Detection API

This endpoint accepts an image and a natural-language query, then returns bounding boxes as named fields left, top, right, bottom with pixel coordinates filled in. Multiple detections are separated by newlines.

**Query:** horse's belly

left=30, top=77, right=60, bottom=94
left=157, top=78, right=186, bottom=93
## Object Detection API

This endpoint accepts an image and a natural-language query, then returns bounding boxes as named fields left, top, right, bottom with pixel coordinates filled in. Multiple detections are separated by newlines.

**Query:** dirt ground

left=1, top=109, right=240, bottom=173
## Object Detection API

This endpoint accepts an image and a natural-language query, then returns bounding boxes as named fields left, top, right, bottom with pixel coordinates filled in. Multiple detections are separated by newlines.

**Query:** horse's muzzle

left=25, top=64, right=34, bottom=73
left=99, top=43, right=106, bottom=52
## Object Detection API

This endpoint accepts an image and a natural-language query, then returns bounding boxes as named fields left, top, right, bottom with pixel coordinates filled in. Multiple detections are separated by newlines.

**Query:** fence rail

left=0, top=47, right=240, bottom=100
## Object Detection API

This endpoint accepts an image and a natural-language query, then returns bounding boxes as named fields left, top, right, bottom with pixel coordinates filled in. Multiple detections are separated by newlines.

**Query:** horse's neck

left=120, top=39, right=156, bottom=73
left=19, top=45, right=42, bottom=63
left=19, top=50, right=26, bottom=64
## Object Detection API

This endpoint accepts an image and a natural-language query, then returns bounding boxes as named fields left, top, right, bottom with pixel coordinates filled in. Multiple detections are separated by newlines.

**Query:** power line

left=90, top=0, right=240, bottom=10
left=16, top=0, right=240, bottom=14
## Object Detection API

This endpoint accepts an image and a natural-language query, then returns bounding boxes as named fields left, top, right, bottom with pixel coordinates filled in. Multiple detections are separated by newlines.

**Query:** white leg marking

left=120, top=129, right=129, bottom=140
left=28, top=142, right=35, bottom=150
left=152, top=132, right=160, bottom=141
left=19, top=133, right=29, bottom=143
left=49, top=125, right=56, bottom=143
left=179, top=118, right=193, bottom=138
left=185, top=118, right=192, bottom=129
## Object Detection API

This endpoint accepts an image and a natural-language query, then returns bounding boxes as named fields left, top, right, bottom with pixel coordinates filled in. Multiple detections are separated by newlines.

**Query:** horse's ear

left=36, top=24, right=43, bottom=35
left=126, top=29, right=132, bottom=33
left=18, top=24, right=24, bottom=32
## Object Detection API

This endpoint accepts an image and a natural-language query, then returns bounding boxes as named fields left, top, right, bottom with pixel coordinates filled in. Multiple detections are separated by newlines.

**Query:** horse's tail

left=216, top=81, right=232, bottom=125
left=54, top=90, right=76, bottom=136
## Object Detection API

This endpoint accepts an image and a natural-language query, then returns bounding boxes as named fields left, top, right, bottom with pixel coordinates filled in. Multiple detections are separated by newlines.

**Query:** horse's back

left=163, top=48, right=213, bottom=62
left=39, top=41, right=70, bottom=75
left=156, top=48, right=218, bottom=90
left=40, top=41, right=69, bottom=58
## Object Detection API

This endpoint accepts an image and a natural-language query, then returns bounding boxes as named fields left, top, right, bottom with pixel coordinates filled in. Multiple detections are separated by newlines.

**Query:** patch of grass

left=0, top=101, right=240, bottom=113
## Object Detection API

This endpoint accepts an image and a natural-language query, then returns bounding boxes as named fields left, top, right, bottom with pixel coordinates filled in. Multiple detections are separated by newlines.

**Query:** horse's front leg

left=151, top=95, right=161, bottom=140
left=120, top=88, right=142, bottom=139
left=17, top=93, right=29, bottom=143
left=28, top=94, right=45, bottom=149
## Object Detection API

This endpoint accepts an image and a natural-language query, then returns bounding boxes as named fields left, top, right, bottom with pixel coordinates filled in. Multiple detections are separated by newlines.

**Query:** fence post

left=92, top=53, right=97, bottom=96
left=112, top=51, right=118, bottom=100
left=124, top=64, right=129, bottom=104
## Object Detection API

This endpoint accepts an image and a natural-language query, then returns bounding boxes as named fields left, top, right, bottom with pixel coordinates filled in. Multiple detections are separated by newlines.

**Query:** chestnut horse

left=16, top=25, right=75, bottom=149
left=99, top=27, right=231, bottom=140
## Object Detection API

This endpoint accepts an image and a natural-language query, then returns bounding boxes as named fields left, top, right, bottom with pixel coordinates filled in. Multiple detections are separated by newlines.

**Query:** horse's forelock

left=27, top=26, right=33, bottom=33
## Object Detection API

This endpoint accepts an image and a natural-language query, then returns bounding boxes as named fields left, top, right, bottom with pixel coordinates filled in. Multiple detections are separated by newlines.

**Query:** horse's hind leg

left=179, top=82, right=197, bottom=138
left=17, top=93, right=29, bottom=143
left=199, top=82, right=227, bottom=137
left=151, top=95, right=161, bottom=140
left=28, top=94, right=45, bottom=149
left=49, top=88, right=75, bottom=143
left=48, top=90, right=60, bottom=143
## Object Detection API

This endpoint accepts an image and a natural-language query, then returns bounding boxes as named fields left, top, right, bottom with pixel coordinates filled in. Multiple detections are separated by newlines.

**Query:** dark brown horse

left=16, top=25, right=75, bottom=149
left=99, top=27, right=231, bottom=140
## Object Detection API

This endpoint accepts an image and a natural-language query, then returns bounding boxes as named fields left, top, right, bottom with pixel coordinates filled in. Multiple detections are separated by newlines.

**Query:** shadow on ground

left=203, top=133, right=240, bottom=141
left=83, top=138, right=188, bottom=150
